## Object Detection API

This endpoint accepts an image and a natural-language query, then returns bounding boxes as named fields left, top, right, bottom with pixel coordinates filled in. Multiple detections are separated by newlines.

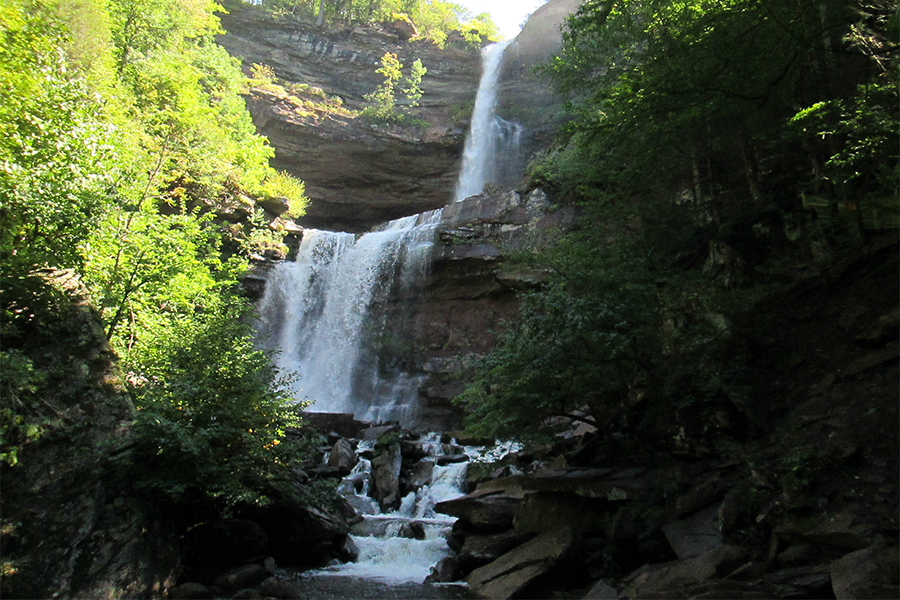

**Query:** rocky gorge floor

left=168, top=232, right=898, bottom=600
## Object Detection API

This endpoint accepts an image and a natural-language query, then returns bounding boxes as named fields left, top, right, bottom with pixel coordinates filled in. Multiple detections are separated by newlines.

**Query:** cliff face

left=0, top=271, right=179, bottom=598
left=217, top=0, right=482, bottom=232
left=498, top=0, right=582, bottom=143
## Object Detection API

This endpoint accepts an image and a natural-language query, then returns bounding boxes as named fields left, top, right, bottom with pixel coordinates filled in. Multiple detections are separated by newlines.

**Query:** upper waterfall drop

left=454, top=40, right=525, bottom=202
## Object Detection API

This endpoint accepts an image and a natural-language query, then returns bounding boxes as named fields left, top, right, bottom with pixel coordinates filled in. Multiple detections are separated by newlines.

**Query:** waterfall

left=454, top=40, right=526, bottom=202
left=256, top=210, right=443, bottom=423
left=253, top=32, right=533, bottom=594
left=257, top=38, right=528, bottom=423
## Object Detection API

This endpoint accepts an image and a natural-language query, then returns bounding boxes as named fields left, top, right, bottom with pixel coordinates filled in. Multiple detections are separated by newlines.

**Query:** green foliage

left=126, top=299, right=312, bottom=504
left=0, top=351, right=46, bottom=466
left=1, top=0, right=316, bottom=510
left=464, top=0, right=895, bottom=455
left=0, top=0, right=114, bottom=271
left=250, top=0, right=501, bottom=43
left=260, top=171, right=308, bottom=218
left=361, top=52, right=429, bottom=125
left=540, top=0, right=896, bottom=212
left=82, top=203, right=232, bottom=346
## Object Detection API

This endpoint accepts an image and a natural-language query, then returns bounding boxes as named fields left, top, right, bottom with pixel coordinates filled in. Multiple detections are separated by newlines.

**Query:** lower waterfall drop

left=255, top=210, right=442, bottom=423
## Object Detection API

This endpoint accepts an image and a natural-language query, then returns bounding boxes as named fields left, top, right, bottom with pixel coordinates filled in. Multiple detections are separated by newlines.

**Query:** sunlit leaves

left=0, top=0, right=114, bottom=268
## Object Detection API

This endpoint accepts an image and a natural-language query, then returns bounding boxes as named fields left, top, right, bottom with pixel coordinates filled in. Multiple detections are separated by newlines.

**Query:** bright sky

left=454, top=0, right=548, bottom=39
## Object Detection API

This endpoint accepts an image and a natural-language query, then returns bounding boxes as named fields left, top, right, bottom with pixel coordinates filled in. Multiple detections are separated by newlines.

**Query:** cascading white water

left=454, top=40, right=526, bottom=202
left=256, top=210, right=443, bottom=422
left=311, top=435, right=520, bottom=587
left=254, top=30, right=530, bottom=594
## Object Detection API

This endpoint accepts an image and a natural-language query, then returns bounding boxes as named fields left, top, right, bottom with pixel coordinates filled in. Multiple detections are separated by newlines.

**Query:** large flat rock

left=467, top=526, right=577, bottom=600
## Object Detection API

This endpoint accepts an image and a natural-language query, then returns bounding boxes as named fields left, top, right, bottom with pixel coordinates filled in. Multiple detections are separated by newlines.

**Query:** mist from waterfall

left=454, top=40, right=526, bottom=202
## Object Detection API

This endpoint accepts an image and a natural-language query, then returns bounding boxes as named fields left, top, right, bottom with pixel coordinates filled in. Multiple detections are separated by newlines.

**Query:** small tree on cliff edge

left=361, top=52, right=427, bottom=124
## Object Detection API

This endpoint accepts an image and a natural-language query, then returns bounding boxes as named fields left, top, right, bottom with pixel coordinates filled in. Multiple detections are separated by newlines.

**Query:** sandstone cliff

left=217, top=0, right=482, bottom=232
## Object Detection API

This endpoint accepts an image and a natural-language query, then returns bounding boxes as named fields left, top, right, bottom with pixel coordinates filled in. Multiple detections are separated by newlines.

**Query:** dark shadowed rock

left=513, top=491, right=606, bottom=536
left=250, top=499, right=350, bottom=566
left=618, top=545, right=749, bottom=599
left=426, top=555, right=461, bottom=583
left=183, top=519, right=269, bottom=571
left=212, top=563, right=268, bottom=592
left=458, top=530, right=534, bottom=574
left=583, top=579, right=618, bottom=600
left=775, top=507, right=874, bottom=549
left=336, top=535, right=360, bottom=563
left=327, top=437, right=359, bottom=474
left=662, top=503, right=724, bottom=559
left=831, top=545, right=900, bottom=599
left=0, top=270, right=180, bottom=599
left=303, top=412, right=370, bottom=438
left=168, top=582, right=216, bottom=599
left=467, top=526, right=577, bottom=600
left=371, top=442, right=403, bottom=511
left=435, top=493, right=521, bottom=533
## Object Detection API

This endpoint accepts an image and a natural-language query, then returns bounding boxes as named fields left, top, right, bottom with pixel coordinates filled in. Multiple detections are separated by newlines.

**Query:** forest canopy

left=1, top=0, right=310, bottom=502
left=460, top=0, right=898, bottom=447
left=249, top=0, right=501, bottom=44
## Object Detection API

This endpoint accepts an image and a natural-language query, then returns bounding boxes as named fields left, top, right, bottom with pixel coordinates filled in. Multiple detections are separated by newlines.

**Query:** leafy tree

left=124, top=298, right=312, bottom=504
left=0, top=0, right=114, bottom=272
left=1, top=0, right=314, bottom=510
left=250, top=0, right=501, bottom=43
left=461, top=0, right=896, bottom=452
left=361, top=52, right=428, bottom=123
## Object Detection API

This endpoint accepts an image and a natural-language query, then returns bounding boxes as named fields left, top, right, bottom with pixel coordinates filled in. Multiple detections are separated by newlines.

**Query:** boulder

left=260, top=577, right=306, bottom=599
left=182, top=519, right=269, bottom=570
left=385, top=16, right=418, bottom=41
left=345, top=494, right=380, bottom=516
left=360, top=423, right=401, bottom=441
left=855, top=306, right=900, bottom=347
left=583, top=579, right=618, bottom=599
left=662, top=503, right=724, bottom=559
left=775, top=508, right=874, bottom=549
left=513, top=491, right=606, bottom=536
left=303, top=412, right=369, bottom=438
left=467, top=526, right=577, bottom=600
left=672, top=477, right=729, bottom=517
left=458, top=530, right=534, bottom=573
left=435, top=493, right=521, bottom=533
left=336, top=535, right=360, bottom=563
left=398, top=521, right=426, bottom=540
left=168, top=582, right=215, bottom=599
left=409, top=459, right=435, bottom=488
left=400, top=439, right=430, bottom=460
left=371, top=442, right=403, bottom=511
left=250, top=499, right=350, bottom=566
left=212, top=563, right=268, bottom=592
left=761, top=564, right=833, bottom=599
left=618, top=545, right=749, bottom=599
left=326, top=437, right=359, bottom=474
left=257, top=195, right=290, bottom=216
left=425, top=555, right=460, bottom=583
left=436, top=453, right=469, bottom=466
left=831, top=545, right=900, bottom=599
